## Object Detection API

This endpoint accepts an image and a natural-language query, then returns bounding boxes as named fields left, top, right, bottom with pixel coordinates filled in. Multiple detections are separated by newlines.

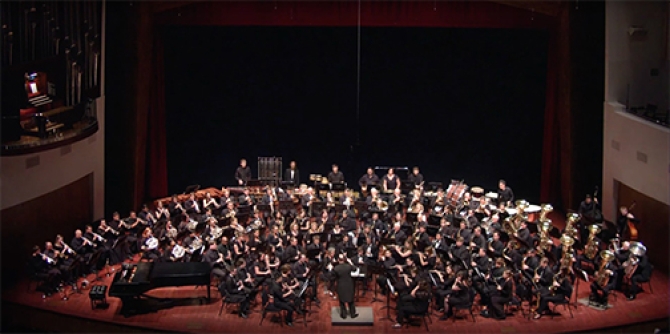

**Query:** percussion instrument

left=470, top=186, right=484, bottom=198
left=525, top=204, right=542, bottom=222
left=505, top=208, right=518, bottom=216
left=485, top=192, right=498, bottom=199
left=446, top=181, right=468, bottom=206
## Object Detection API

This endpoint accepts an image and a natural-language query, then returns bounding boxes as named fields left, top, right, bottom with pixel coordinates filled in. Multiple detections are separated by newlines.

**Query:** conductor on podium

left=333, top=254, right=358, bottom=319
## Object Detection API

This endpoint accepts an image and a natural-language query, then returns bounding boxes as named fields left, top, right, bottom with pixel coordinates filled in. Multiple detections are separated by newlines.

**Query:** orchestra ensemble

left=28, top=159, right=654, bottom=328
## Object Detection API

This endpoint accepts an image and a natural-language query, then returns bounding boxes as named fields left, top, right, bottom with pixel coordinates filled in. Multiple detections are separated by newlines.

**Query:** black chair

left=259, top=286, right=284, bottom=327
left=550, top=297, right=574, bottom=319
left=403, top=309, right=431, bottom=331
left=218, top=290, right=243, bottom=317
left=452, top=289, right=476, bottom=322
left=25, top=262, right=50, bottom=293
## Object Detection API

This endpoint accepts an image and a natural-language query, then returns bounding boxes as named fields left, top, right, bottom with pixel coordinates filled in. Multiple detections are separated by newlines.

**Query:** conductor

left=332, top=254, right=358, bottom=319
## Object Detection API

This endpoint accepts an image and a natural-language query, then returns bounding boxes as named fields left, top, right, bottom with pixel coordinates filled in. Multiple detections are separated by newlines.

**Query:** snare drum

left=485, top=192, right=498, bottom=200
left=525, top=204, right=541, bottom=222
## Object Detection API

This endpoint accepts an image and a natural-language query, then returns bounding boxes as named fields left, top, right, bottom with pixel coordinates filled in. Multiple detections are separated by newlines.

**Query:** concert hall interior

left=1, top=1, right=669, bottom=333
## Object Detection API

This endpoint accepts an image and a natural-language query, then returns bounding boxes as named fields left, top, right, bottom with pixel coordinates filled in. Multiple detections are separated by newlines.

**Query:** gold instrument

left=376, top=197, right=389, bottom=211
left=564, top=213, right=580, bottom=239
left=559, top=234, right=575, bottom=270
left=595, top=250, right=616, bottom=287
left=608, top=238, right=620, bottom=254
left=538, top=204, right=553, bottom=222
left=623, top=241, right=646, bottom=279
left=537, top=220, right=553, bottom=256
left=409, top=197, right=424, bottom=214
left=584, top=224, right=602, bottom=260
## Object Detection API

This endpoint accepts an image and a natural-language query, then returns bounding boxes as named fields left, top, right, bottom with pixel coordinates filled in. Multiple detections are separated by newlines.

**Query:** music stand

left=257, top=204, right=272, bottom=216
left=572, top=268, right=589, bottom=308
left=329, top=233, right=344, bottom=247
left=426, top=225, right=438, bottom=237
left=247, top=180, right=261, bottom=187
left=310, top=202, right=326, bottom=217
left=281, top=181, right=294, bottom=190
left=427, top=182, right=442, bottom=192
left=380, top=237, right=395, bottom=247
left=400, top=181, right=414, bottom=193
left=368, top=263, right=385, bottom=303
left=406, top=212, right=418, bottom=225
left=354, top=201, right=368, bottom=219
left=379, top=277, right=396, bottom=322
left=332, top=182, right=346, bottom=191
left=334, top=204, right=347, bottom=217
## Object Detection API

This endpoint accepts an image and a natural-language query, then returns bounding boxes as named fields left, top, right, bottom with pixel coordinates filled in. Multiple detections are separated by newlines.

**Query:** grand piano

left=108, top=262, right=211, bottom=317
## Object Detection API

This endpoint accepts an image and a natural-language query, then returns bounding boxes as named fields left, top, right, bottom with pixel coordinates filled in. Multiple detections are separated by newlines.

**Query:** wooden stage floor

left=3, top=212, right=669, bottom=333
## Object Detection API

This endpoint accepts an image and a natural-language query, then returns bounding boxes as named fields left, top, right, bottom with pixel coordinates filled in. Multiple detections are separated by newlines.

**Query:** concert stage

left=3, top=210, right=669, bottom=334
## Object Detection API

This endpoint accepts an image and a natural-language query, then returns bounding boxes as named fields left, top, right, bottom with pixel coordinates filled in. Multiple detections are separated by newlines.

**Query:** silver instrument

left=172, top=244, right=185, bottom=260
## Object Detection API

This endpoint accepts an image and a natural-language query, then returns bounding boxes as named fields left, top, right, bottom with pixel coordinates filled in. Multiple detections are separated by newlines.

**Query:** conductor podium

left=331, top=306, right=374, bottom=326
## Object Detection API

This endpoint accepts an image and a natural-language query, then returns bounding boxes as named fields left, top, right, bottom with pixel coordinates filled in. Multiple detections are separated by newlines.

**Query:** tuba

left=559, top=234, right=575, bottom=270
left=584, top=224, right=602, bottom=260
left=595, top=250, right=616, bottom=287
left=564, top=213, right=580, bottom=239
left=623, top=241, right=646, bottom=278
left=537, top=220, right=554, bottom=256
left=538, top=204, right=553, bottom=222
left=377, top=197, right=389, bottom=211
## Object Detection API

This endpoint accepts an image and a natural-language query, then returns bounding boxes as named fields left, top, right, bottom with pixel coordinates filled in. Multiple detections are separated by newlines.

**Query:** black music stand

left=368, top=263, right=385, bottom=303
left=334, top=204, right=347, bottom=217
left=354, top=201, right=368, bottom=219
left=278, top=200, right=295, bottom=216
left=281, top=181, right=294, bottom=190
left=247, top=180, right=261, bottom=187
left=257, top=204, right=272, bottom=216
left=379, top=277, right=396, bottom=322
left=380, top=237, right=395, bottom=248
left=332, top=182, right=346, bottom=192
left=406, top=212, right=418, bottom=225
left=329, top=233, right=344, bottom=247
left=310, top=202, right=326, bottom=217
left=427, top=182, right=442, bottom=192
left=426, top=225, right=439, bottom=237
left=401, top=181, right=415, bottom=193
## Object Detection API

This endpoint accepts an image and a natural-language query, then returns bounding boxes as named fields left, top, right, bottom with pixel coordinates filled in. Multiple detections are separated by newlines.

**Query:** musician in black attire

left=407, top=166, right=424, bottom=188
left=392, top=280, right=431, bottom=328
left=450, top=237, right=470, bottom=272
left=202, top=243, right=226, bottom=279
left=497, top=180, right=514, bottom=207
left=616, top=206, right=635, bottom=239
left=29, top=245, right=62, bottom=294
left=332, top=254, right=358, bottom=319
left=589, top=257, right=617, bottom=307
left=533, top=267, right=572, bottom=319
left=235, top=159, right=252, bottom=186
left=284, top=160, right=300, bottom=186
left=382, top=168, right=400, bottom=193
left=377, top=249, right=401, bottom=295
left=220, top=266, right=251, bottom=318
left=340, top=210, right=356, bottom=232
left=489, top=231, right=505, bottom=258
left=486, top=269, right=514, bottom=320
left=269, top=273, right=298, bottom=326
left=184, top=193, right=201, bottom=215
left=327, top=164, right=345, bottom=184
left=359, top=167, right=380, bottom=190
left=440, top=271, right=471, bottom=320
left=627, top=254, right=652, bottom=300
left=578, top=194, right=601, bottom=221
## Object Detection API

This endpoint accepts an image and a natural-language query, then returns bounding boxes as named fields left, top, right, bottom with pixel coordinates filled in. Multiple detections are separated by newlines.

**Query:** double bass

left=626, top=202, right=638, bottom=241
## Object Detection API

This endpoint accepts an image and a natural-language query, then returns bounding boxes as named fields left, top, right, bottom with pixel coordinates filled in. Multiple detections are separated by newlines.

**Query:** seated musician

left=139, top=227, right=160, bottom=261
left=489, top=231, right=505, bottom=258
left=393, top=280, right=431, bottom=329
left=269, top=272, right=299, bottom=327
left=534, top=266, right=572, bottom=319
left=382, top=168, right=400, bottom=193
left=488, top=214, right=503, bottom=232
left=235, top=158, right=252, bottom=186
left=327, top=164, right=345, bottom=185
left=122, top=211, right=143, bottom=236
left=465, top=208, right=479, bottom=228
left=232, top=232, right=249, bottom=261
left=431, top=189, right=446, bottom=213
left=170, top=239, right=186, bottom=262
left=98, top=219, right=119, bottom=248
left=440, top=271, right=471, bottom=320
left=261, top=187, right=275, bottom=206
left=184, top=193, right=201, bottom=216
left=203, top=192, right=221, bottom=212
left=359, top=167, right=380, bottom=192
left=154, top=201, right=170, bottom=222
left=589, top=255, right=617, bottom=307
left=29, top=245, right=62, bottom=294
left=407, top=166, right=424, bottom=190
left=44, top=241, right=71, bottom=284
left=434, top=265, right=456, bottom=311
left=184, top=232, right=205, bottom=262
left=516, top=221, right=533, bottom=252
left=387, top=222, right=407, bottom=246
left=219, top=187, right=232, bottom=207
left=325, top=191, right=336, bottom=211
left=301, top=187, right=318, bottom=212
left=168, top=196, right=186, bottom=218
left=137, top=204, right=157, bottom=228
left=235, top=258, right=258, bottom=297
left=626, top=254, right=652, bottom=300
left=221, top=201, right=237, bottom=221
left=457, top=220, right=472, bottom=244
left=238, top=188, right=255, bottom=207
left=417, top=246, right=437, bottom=271
left=284, top=237, right=301, bottom=264
left=293, top=254, right=320, bottom=305
left=252, top=252, right=273, bottom=287
left=370, top=212, right=387, bottom=236
left=281, top=264, right=305, bottom=311
left=83, top=225, right=108, bottom=267
left=202, top=243, right=226, bottom=279
left=377, top=248, right=401, bottom=295
left=53, top=234, right=79, bottom=277
left=449, top=237, right=470, bottom=272
left=613, top=241, right=630, bottom=290
left=470, top=226, right=487, bottom=249
left=340, top=210, right=357, bottom=232
left=497, top=180, right=514, bottom=207
left=484, top=269, right=514, bottom=320
left=394, top=265, right=419, bottom=299
left=340, top=189, right=355, bottom=208
left=176, top=214, right=191, bottom=233
left=414, top=224, right=431, bottom=251
left=390, top=188, right=405, bottom=211
left=221, top=265, right=251, bottom=318
left=71, top=229, right=94, bottom=263
left=366, top=188, right=382, bottom=210
left=433, top=233, right=448, bottom=253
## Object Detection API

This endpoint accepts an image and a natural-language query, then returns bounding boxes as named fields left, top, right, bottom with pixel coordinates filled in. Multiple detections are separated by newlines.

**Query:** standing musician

left=497, top=180, right=514, bottom=207
left=616, top=206, right=635, bottom=239
left=383, top=168, right=401, bottom=193
left=359, top=167, right=380, bottom=193
left=407, top=166, right=424, bottom=190
left=392, top=280, right=431, bottom=328
left=332, top=254, right=358, bottom=319
left=578, top=194, right=601, bottom=222
left=327, top=164, right=345, bottom=185
left=235, top=158, right=252, bottom=186
left=284, top=160, right=300, bottom=186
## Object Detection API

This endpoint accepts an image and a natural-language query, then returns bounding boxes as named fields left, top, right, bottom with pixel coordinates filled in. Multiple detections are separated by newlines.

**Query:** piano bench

left=89, top=284, right=108, bottom=310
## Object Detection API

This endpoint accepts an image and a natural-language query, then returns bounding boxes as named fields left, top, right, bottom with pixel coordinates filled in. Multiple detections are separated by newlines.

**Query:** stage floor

left=3, top=212, right=669, bottom=333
